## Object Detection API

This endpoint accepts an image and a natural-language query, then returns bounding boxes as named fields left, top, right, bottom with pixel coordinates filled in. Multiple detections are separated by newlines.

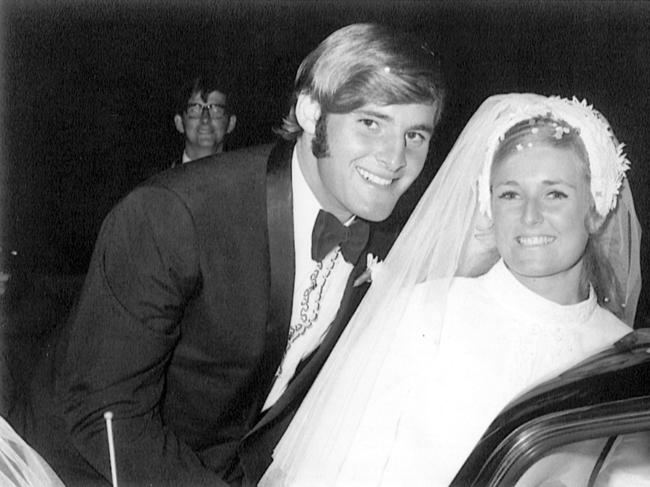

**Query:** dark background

left=1, top=0, right=649, bottom=324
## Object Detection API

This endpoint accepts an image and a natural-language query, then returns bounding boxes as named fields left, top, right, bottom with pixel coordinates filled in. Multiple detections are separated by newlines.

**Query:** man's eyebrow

left=409, top=123, right=435, bottom=134
left=355, top=109, right=435, bottom=134
left=356, top=108, right=392, bottom=120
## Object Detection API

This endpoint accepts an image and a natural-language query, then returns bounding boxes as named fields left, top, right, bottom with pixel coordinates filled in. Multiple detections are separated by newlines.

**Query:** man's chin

left=356, top=204, right=397, bottom=223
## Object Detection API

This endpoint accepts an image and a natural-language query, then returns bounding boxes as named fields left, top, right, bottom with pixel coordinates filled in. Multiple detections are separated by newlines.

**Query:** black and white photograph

left=1, top=1, right=650, bottom=485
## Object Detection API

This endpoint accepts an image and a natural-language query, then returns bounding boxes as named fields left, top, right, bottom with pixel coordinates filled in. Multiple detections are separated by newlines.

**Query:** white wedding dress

left=0, top=416, right=64, bottom=486
left=261, top=260, right=630, bottom=486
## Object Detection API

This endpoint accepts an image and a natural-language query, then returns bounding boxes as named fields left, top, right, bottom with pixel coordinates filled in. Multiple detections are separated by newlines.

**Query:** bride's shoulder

left=592, top=304, right=632, bottom=337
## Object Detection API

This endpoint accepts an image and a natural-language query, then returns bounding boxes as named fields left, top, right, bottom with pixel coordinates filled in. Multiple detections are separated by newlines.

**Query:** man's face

left=174, top=90, right=236, bottom=158
left=308, top=103, right=436, bottom=222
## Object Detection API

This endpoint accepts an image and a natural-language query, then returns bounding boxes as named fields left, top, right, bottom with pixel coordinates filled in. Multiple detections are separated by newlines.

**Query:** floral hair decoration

left=477, top=95, right=630, bottom=218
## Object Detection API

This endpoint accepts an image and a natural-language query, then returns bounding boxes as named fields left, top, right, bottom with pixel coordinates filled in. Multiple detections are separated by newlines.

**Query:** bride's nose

left=522, top=198, right=544, bottom=225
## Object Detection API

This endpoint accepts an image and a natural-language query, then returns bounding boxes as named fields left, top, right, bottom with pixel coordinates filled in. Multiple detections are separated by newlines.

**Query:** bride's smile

left=491, top=144, right=593, bottom=303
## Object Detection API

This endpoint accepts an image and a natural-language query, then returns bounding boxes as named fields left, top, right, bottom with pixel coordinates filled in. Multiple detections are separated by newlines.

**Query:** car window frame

left=474, top=396, right=650, bottom=486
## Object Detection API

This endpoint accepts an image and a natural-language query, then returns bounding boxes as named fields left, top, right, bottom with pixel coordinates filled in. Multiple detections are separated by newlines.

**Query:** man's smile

left=356, top=167, right=393, bottom=187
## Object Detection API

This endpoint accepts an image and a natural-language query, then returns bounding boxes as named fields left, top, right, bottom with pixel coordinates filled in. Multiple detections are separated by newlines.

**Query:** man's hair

left=277, top=23, right=446, bottom=139
left=174, top=70, right=237, bottom=116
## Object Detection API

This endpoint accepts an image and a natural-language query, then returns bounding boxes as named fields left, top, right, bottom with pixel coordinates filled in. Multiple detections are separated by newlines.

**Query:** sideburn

left=311, top=113, right=329, bottom=159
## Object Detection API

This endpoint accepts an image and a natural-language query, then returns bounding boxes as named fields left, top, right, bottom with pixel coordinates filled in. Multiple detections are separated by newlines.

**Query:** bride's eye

left=497, top=190, right=519, bottom=200
left=547, top=190, right=568, bottom=200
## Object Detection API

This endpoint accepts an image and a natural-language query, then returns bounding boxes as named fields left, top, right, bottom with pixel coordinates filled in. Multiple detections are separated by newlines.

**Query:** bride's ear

left=586, top=207, right=606, bottom=234
left=295, top=93, right=321, bottom=135
left=473, top=211, right=494, bottom=236
left=456, top=210, right=498, bottom=277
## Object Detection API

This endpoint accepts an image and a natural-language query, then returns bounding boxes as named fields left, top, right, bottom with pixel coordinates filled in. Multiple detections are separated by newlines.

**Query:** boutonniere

left=353, top=253, right=383, bottom=287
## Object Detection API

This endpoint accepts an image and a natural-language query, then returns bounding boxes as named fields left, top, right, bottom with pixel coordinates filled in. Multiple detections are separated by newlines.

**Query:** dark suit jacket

left=10, top=140, right=396, bottom=486
left=170, top=154, right=184, bottom=169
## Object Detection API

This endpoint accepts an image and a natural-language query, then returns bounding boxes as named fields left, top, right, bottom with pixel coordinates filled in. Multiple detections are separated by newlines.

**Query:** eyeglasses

left=185, top=102, right=228, bottom=119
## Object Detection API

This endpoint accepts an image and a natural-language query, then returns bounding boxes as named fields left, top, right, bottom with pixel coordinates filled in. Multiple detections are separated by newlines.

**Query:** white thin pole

left=103, top=411, right=119, bottom=487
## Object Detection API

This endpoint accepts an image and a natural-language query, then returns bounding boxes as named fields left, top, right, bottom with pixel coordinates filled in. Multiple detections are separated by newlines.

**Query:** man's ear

left=174, top=114, right=185, bottom=134
left=295, top=93, right=321, bottom=135
left=226, top=114, right=237, bottom=134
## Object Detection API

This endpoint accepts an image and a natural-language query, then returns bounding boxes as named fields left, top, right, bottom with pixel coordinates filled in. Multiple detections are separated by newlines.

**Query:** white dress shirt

left=262, top=148, right=354, bottom=410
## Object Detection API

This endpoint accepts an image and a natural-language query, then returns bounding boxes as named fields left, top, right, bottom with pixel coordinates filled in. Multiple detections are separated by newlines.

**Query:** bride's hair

left=492, top=117, right=590, bottom=176
left=491, top=116, right=625, bottom=317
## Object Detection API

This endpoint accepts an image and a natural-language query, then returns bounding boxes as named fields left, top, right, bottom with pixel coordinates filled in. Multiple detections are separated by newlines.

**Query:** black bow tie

left=311, top=210, right=370, bottom=264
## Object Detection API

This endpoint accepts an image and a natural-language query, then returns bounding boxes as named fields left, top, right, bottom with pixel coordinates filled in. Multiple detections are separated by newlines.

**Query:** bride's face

left=490, top=144, right=594, bottom=303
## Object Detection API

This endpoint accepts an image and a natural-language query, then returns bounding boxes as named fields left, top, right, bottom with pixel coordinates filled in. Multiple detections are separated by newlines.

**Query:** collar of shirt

left=261, top=150, right=357, bottom=411
left=181, top=151, right=192, bottom=164
left=291, top=148, right=356, bottom=267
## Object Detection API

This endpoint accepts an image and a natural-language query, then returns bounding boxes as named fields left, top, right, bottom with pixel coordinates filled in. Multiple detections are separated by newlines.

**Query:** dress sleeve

left=0, top=415, right=65, bottom=487
left=58, top=186, right=228, bottom=486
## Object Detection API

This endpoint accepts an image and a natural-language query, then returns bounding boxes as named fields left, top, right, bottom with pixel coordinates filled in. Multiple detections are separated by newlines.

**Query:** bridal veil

left=261, top=93, right=641, bottom=485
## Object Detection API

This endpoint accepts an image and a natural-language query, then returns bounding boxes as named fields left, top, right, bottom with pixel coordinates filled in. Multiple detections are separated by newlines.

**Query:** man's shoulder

left=110, top=145, right=277, bottom=229
left=224, top=143, right=276, bottom=161
left=188, top=143, right=275, bottom=174
left=146, top=143, right=275, bottom=191
left=194, top=143, right=276, bottom=169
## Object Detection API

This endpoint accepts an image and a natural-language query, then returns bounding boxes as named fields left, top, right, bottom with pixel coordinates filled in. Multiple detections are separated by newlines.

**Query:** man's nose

left=377, top=136, right=407, bottom=171
left=200, top=106, right=211, bottom=121
left=522, top=198, right=543, bottom=225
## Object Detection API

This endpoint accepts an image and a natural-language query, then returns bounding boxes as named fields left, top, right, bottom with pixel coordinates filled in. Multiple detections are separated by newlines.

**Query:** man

left=10, top=23, right=445, bottom=486
left=172, top=73, right=237, bottom=166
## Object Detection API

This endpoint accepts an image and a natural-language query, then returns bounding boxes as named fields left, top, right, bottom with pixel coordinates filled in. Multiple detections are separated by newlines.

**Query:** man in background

left=172, top=72, right=237, bottom=166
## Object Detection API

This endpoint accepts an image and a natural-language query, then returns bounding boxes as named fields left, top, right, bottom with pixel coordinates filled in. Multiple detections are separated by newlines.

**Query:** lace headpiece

left=477, top=96, right=630, bottom=218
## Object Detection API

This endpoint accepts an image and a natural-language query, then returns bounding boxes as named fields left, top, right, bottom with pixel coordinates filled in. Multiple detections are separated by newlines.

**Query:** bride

left=259, top=93, right=641, bottom=486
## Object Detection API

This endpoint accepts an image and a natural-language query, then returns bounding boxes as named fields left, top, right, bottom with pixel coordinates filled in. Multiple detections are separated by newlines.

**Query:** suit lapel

left=266, top=141, right=295, bottom=339
left=247, top=255, right=369, bottom=435
left=237, top=221, right=395, bottom=483
left=254, top=141, right=296, bottom=407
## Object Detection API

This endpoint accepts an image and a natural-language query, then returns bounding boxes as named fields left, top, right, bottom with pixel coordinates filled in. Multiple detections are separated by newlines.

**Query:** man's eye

left=360, top=119, right=379, bottom=129
left=405, top=131, right=427, bottom=147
